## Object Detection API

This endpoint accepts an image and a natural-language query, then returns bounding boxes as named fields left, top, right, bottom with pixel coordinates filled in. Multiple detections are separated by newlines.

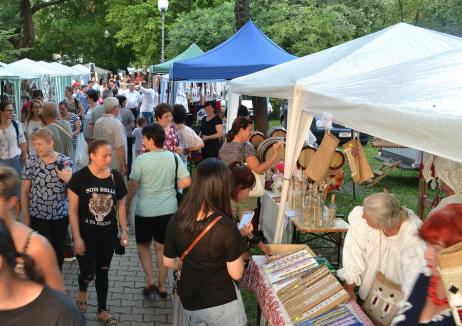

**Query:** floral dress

left=164, top=124, right=179, bottom=152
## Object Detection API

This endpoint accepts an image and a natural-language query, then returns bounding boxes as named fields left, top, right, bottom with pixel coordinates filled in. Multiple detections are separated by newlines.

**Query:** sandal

left=98, top=310, right=117, bottom=326
left=142, top=284, right=158, bottom=296
left=75, top=291, right=87, bottom=313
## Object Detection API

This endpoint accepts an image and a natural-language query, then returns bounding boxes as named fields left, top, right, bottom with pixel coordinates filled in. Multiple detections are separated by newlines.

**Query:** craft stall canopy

left=8, top=58, right=72, bottom=103
left=71, top=64, right=92, bottom=83
left=0, top=65, right=41, bottom=117
left=37, top=61, right=75, bottom=101
left=229, top=22, right=462, bottom=244
left=170, top=20, right=296, bottom=128
left=49, top=62, right=90, bottom=85
left=150, top=43, right=204, bottom=74
left=83, top=64, right=112, bottom=82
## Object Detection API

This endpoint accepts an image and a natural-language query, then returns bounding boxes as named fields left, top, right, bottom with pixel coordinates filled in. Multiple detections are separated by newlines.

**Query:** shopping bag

left=362, top=271, right=404, bottom=326
left=343, top=138, right=373, bottom=184
left=307, top=132, right=340, bottom=182
left=75, top=133, right=88, bottom=168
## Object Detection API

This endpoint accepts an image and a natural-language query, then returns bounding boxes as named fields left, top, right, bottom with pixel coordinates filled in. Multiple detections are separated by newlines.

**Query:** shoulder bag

left=241, top=143, right=265, bottom=197
left=172, top=214, right=223, bottom=326
left=173, top=153, right=182, bottom=205
left=361, top=233, right=404, bottom=326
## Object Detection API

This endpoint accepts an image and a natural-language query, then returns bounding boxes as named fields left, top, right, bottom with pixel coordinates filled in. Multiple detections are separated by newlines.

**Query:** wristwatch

left=120, top=226, right=129, bottom=233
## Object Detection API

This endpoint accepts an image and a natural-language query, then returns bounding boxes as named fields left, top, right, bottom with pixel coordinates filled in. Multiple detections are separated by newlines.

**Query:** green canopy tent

left=149, top=43, right=204, bottom=74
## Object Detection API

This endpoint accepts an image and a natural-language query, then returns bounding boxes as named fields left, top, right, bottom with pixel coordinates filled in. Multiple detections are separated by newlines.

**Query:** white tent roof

left=36, top=61, right=73, bottom=77
left=0, top=65, right=41, bottom=80
left=8, top=58, right=65, bottom=77
left=229, top=23, right=462, bottom=243
left=71, top=64, right=90, bottom=74
left=231, top=23, right=462, bottom=98
left=49, top=62, right=84, bottom=76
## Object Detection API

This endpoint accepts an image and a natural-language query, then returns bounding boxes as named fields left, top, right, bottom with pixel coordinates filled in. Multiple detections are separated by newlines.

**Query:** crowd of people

left=0, top=76, right=461, bottom=326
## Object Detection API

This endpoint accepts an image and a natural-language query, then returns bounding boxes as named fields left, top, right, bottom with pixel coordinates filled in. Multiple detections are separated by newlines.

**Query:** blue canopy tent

left=169, top=20, right=296, bottom=127
left=170, top=20, right=297, bottom=81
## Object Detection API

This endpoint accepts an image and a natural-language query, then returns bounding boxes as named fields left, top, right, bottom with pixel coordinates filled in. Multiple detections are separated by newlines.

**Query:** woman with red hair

left=392, top=204, right=462, bottom=325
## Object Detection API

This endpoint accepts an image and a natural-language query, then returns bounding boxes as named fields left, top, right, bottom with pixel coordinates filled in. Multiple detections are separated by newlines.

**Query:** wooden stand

left=365, top=158, right=401, bottom=187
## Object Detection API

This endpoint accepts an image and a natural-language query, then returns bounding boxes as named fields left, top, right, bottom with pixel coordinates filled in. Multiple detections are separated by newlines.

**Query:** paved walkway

left=62, top=225, right=173, bottom=325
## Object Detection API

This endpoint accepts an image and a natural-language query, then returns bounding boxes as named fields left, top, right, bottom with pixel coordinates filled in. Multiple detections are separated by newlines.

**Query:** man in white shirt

left=137, top=81, right=158, bottom=124
left=124, top=83, right=142, bottom=119
left=94, top=97, right=127, bottom=176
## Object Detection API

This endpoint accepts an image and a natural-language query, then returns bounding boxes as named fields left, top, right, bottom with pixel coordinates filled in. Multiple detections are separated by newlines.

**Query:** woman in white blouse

left=338, top=192, right=425, bottom=301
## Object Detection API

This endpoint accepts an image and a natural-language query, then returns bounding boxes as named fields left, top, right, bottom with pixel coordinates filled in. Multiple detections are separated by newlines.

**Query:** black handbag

left=173, top=153, right=182, bottom=205
left=111, top=173, right=125, bottom=255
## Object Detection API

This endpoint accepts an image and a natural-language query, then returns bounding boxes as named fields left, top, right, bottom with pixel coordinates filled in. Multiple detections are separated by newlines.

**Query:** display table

left=291, top=218, right=349, bottom=268
left=243, top=245, right=373, bottom=326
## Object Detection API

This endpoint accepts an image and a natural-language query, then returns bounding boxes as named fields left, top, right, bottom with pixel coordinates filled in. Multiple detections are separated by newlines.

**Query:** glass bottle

left=326, top=194, right=337, bottom=227
left=303, top=183, right=313, bottom=225
left=313, top=184, right=323, bottom=227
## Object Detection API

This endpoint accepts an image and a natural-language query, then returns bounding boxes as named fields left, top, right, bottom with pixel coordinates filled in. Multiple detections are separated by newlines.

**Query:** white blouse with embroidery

left=337, top=206, right=426, bottom=300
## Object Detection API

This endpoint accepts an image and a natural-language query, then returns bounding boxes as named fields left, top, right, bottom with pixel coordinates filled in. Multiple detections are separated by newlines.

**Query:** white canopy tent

left=8, top=58, right=72, bottom=102
left=0, top=65, right=41, bottom=117
left=229, top=23, right=462, bottom=243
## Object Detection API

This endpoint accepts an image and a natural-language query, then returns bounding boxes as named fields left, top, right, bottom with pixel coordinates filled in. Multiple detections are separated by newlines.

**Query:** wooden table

left=291, top=218, right=349, bottom=269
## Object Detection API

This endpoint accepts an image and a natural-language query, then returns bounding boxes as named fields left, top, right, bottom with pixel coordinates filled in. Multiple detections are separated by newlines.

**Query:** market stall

left=243, top=244, right=373, bottom=325
left=169, top=20, right=297, bottom=130
left=7, top=58, right=72, bottom=103
left=0, top=64, right=41, bottom=117
left=230, top=23, right=462, bottom=244
left=71, top=64, right=91, bottom=84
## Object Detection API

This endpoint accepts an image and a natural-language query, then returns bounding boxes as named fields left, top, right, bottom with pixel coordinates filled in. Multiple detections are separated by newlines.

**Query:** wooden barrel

left=257, top=138, right=285, bottom=163
left=249, top=131, right=266, bottom=149
left=297, top=145, right=316, bottom=169
left=267, top=126, right=287, bottom=139
left=329, top=150, right=345, bottom=170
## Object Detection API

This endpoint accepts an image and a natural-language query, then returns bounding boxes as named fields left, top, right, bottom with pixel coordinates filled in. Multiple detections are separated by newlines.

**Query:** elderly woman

left=392, top=204, right=462, bottom=325
left=21, top=128, right=73, bottom=270
left=154, top=103, right=181, bottom=154
left=338, top=192, right=426, bottom=301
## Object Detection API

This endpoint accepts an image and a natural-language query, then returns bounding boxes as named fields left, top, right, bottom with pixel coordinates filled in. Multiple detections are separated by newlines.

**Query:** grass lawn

left=242, top=122, right=423, bottom=325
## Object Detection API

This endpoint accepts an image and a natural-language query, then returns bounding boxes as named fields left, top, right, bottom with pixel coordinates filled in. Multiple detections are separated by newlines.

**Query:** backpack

left=11, top=120, right=20, bottom=144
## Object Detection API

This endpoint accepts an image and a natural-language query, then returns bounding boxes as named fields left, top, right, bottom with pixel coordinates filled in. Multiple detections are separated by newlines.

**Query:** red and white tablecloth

left=243, top=256, right=374, bottom=326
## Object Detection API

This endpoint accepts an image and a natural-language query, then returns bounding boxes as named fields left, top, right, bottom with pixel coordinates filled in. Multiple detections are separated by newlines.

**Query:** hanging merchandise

left=343, top=137, right=374, bottom=184
left=307, top=132, right=340, bottom=182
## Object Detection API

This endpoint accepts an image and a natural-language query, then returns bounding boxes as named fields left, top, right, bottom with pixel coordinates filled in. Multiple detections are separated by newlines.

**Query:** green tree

left=165, top=2, right=235, bottom=58
left=31, top=0, right=131, bottom=71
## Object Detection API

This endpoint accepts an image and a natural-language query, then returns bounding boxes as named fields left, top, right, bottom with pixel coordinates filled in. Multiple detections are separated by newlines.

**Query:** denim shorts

left=183, top=284, right=247, bottom=326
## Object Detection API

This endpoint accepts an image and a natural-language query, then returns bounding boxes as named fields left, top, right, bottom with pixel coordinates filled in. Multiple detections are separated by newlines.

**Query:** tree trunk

left=234, top=0, right=250, bottom=30
left=20, top=0, right=34, bottom=49
left=252, top=97, right=268, bottom=136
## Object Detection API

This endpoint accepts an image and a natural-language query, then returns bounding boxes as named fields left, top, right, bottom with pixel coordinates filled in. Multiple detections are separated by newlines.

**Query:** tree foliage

left=1, top=0, right=462, bottom=68
left=165, top=2, right=235, bottom=58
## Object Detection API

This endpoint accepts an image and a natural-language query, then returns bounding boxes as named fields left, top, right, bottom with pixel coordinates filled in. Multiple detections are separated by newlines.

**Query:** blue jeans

left=184, top=285, right=247, bottom=326
left=142, top=112, right=153, bottom=124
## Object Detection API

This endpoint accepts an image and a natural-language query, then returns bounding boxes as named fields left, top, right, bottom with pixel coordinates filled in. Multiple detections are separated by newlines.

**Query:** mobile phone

left=238, top=211, right=255, bottom=230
